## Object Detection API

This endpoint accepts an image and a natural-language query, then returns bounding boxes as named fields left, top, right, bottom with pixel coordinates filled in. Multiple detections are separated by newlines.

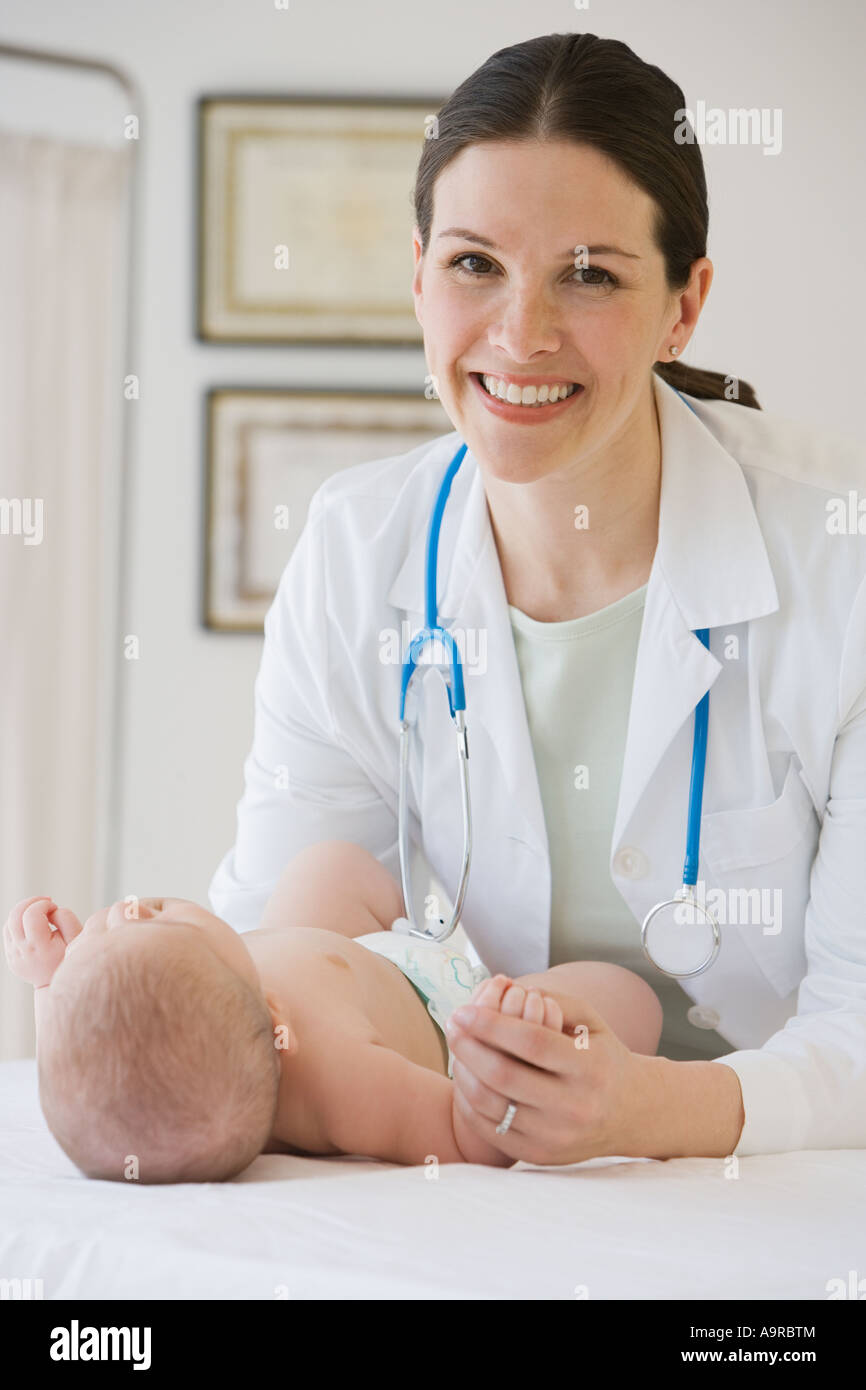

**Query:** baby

left=3, top=840, right=663, bottom=1182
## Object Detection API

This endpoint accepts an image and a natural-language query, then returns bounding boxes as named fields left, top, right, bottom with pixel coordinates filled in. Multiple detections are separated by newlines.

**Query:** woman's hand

left=450, top=976, right=562, bottom=1167
left=446, top=982, right=654, bottom=1166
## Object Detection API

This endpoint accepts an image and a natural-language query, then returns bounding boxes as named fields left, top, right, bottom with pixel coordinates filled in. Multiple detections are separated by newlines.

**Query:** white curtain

left=0, top=129, right=132, bottom=1058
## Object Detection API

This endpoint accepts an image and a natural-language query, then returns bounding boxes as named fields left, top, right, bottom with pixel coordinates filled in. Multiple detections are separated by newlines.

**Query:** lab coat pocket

left=699, top=758, right=820, bottom=998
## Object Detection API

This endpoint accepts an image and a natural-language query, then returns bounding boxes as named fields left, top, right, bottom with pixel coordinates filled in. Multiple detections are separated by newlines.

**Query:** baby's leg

left=508, top=962, right=664, bottom=1056
left=259, top=839, right=405, bottom=938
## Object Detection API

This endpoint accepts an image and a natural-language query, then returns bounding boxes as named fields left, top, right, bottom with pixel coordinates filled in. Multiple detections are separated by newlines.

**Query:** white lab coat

left=210, top=373, right=866, bottom=1157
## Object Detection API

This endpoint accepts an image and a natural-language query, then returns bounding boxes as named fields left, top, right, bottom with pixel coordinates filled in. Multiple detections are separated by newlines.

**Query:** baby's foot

left=470, top=974, right=564, bottom=1031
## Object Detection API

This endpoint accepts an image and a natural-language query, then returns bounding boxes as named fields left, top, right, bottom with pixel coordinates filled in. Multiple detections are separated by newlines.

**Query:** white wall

left=1, top=0, right=863, bottom=919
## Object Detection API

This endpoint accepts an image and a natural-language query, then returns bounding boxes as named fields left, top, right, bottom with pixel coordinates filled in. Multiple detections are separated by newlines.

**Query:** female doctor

left=210, top=32, right=866, bottom=1163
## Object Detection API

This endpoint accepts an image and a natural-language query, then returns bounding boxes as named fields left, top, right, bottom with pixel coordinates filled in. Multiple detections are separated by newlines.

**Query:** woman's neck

left=483, top=389, right=662, bottom=622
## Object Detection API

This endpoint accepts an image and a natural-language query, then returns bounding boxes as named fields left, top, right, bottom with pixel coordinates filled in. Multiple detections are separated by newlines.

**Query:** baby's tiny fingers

left=521, top=988, right=545, bottom=1024
left=542, top=994, right=564, bottom=1032
left=47, top=907, right=83, bottom=947
left=21, top=900, right=57, bottom=945
left=501, top=984, right=526, bottom=1017
left=7, top=897, right=53, bottom=940
left=472, top=975, right=511, bottom=1008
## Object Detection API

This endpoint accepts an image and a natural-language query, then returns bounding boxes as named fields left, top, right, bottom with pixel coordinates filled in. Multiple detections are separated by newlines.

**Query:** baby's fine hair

left=38, top=928, right=280, bottom=1183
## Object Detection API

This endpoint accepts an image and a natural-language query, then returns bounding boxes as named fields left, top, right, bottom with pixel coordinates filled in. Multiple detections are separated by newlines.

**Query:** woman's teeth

left=480, top=374, right=578, bottom=406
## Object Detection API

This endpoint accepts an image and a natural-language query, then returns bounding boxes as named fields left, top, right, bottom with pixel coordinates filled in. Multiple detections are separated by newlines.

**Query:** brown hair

left=413, top=32, right=760, bottom=409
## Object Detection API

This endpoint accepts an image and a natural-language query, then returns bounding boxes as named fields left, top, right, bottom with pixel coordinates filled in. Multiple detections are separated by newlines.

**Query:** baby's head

left=37, top=898, right=282, bottom=1184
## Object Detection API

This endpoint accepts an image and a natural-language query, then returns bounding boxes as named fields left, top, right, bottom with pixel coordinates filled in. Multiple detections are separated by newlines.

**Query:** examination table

left=1, top=1058, right=863, bottom=1300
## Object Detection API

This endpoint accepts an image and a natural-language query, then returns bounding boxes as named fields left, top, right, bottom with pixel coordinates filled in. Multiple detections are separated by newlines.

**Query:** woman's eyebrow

left=436, top=226, right=641, bottom=259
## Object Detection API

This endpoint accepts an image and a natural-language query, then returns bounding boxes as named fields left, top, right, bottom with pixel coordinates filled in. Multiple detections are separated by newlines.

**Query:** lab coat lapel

left=611, top=376, right=779, bottom=852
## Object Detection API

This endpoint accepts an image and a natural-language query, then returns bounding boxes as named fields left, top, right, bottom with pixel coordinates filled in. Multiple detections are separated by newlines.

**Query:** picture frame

left=196, top=95, right=443, bottom=344
left=203, top=385, right=453, bottom=631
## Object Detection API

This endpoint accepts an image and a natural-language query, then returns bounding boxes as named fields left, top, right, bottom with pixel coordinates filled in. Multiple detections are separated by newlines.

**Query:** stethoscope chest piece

left=640, top=888, right=721, bottom=978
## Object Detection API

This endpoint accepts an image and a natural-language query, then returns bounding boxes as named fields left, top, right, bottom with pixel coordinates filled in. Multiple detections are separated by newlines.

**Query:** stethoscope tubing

left=396, top=407, right=722, bottom=975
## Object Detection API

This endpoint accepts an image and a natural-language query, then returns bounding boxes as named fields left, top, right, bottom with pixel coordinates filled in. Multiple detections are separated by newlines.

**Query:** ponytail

left=654, top=360, right=761, bottom=409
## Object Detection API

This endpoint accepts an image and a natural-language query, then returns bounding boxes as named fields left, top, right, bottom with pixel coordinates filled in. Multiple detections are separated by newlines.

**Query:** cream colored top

left=508, top=585, right=731, bottom=1062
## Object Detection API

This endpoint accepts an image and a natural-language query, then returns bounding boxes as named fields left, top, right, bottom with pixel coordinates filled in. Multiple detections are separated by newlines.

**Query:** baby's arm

left=311, top=1027, right=487, bottom=1166
left=323, top=1039, right=489, bottom=1167
left=3, top=896, right=84, bottom=1047
left=259, top=840, right=405, bottom=939
left=311, top=977, right=566, bottom=1169
left=306, top=1017, right=517, bottom=1167
left=322, top=1039, right=517, bottom=1167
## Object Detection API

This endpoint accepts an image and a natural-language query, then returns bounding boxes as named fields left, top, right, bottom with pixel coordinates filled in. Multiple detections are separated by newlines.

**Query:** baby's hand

left=470, top=974, right=564, bottom=1032
left=2, top=896, right=83, bottom=988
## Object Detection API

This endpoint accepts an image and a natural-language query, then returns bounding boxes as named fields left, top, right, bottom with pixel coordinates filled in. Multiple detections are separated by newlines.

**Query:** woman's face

left=412, top=138, right=710, bottom=481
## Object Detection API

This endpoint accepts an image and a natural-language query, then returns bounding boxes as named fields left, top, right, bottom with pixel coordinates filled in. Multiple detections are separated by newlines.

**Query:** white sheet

left=1, top=1059, right=863, bottom=1300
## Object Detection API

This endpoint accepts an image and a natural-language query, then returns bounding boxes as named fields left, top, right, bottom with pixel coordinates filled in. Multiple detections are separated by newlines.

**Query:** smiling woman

left=408, top=43, right=747, bottom=619
left=412, top=34, right=760, bottom=412
left=404, top=33, right=760, bottom=1152
left=210, top=30, right=866, bottom=1169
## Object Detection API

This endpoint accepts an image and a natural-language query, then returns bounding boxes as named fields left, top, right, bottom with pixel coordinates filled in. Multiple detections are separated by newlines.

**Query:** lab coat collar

left=386, top=374, right=779, bottom=858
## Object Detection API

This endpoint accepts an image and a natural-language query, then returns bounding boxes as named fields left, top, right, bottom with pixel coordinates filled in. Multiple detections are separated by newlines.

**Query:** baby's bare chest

left=249, top=928, right=447, bottom=1105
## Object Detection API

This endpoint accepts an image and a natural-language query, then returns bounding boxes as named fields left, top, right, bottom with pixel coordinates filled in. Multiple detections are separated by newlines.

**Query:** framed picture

left=197, top=95, right=443, bottom=344
left=203, top=386, right=453, bottom=631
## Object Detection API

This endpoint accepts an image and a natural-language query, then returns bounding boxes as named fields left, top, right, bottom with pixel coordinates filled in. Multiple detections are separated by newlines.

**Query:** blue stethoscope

left=392, top=393, right=722, bottom=979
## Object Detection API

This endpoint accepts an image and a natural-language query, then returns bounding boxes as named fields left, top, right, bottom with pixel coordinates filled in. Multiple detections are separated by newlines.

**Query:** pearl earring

left=669, top=345, right=679, bottom=356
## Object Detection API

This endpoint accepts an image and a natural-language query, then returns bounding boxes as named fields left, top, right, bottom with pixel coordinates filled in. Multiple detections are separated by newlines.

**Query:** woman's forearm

left=622, top=1054, right=746, bottom=1158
